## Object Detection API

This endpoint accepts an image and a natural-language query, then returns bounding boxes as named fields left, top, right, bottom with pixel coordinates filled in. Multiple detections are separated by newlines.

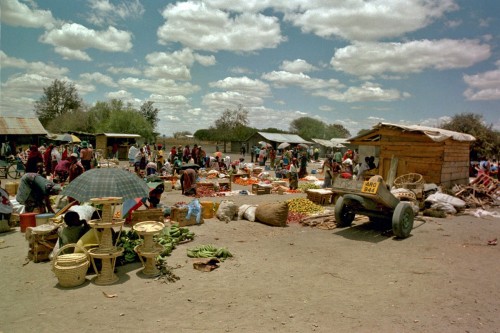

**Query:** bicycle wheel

left=7, top=163, right=24, bottom=179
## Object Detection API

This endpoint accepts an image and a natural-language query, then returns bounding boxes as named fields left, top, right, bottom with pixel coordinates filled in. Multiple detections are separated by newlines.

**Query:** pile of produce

left=186, top=244, right=233, bottom=261
left=233, top=177, right=259, bottom=186
left=117, top=223, right=195, bottom=266
left=287, top=211, right=309, bottom=224
left=156, top=223, right=195, bottom=262
left=286, top=198, right=324, bottom=215
left=298, top=182, right=321, bottom=191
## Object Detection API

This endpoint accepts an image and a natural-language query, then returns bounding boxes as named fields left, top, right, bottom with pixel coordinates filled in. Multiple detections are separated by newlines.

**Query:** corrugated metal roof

left=349, top=122, right=476, bottom=143
left=96, top=133, right=141, bottom=138
left=0, top=117, right=47, bottom=135
left=258, top=132, right=311, bottom=144
left=311, top=138, right=334, bottom=147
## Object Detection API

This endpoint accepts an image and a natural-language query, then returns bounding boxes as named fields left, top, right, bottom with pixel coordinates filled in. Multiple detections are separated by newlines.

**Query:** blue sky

left=1, top=0, right=499, bottom=138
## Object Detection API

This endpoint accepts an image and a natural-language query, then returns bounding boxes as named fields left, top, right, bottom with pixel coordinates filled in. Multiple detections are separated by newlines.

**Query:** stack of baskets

left=52, top=243, right=90, bottom=288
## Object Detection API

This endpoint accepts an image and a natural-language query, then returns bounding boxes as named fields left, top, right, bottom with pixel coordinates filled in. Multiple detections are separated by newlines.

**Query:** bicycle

left=0, top=156, right=26, bottom=179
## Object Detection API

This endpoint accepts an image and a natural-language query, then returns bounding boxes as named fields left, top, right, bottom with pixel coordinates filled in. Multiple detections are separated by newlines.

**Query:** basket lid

left=55, top=253, right=88, bottom=267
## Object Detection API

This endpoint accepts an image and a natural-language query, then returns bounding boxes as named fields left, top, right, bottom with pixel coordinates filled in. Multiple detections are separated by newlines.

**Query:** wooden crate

left=252, top=184, right=271, bottom=195
left=130, top=208, right=164, bottom=225
left=230, top=173, right=249, bottom=183
left=218, top=180, right=231, bottom=192
left=306, top=190, right=333, bottom=205
left=28, top=233, right=58, bottom=263
left=170, top=206, right=204, bottom=227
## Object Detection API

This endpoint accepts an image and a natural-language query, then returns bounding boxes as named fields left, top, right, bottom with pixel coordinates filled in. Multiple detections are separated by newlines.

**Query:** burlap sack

left=254, top=201, right=289, bottom=227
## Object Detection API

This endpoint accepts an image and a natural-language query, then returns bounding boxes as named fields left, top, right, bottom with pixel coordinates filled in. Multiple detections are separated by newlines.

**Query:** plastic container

left=36, top=213, right=55, bottom=226
left=4, top=182, right=17, bottom=196
left=20, top=213, right=37, bottom=232
left=200, top=201, right=216, bottom=219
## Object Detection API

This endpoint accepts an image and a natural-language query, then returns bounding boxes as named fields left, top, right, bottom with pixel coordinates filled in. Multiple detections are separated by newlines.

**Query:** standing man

left=250, top=145, right=255, bottom=163
left=79, top=141, right=93, bottom=171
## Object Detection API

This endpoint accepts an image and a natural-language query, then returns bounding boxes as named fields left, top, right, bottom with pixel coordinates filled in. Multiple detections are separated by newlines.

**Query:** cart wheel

left=334, top=196, right=355, bottom=227
left=392, top=202, right=414, bottom=238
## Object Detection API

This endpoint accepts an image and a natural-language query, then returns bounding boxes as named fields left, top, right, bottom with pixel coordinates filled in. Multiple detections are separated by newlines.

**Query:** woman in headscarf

left=180, top=168, right=197, bottom=196
left=26, top=145, right=44, bottom=174
left=43, top=144, right=54, bottom=176
left=288, top=158, right=299, bottom=190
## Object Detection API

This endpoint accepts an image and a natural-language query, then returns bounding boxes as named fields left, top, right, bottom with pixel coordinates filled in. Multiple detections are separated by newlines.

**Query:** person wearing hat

left=79, top=141, right=93, bottom=171
left=16, top=173, right=61, bottom=213
left=68, top=153, right=84, bottom=182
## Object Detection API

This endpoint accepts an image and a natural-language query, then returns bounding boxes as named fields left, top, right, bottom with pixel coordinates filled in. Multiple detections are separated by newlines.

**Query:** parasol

left=60, top=168, right=150, bottom=202
left=61, top=133, right=81, bottom=143
left=122, top=197, right=144, bottom=218
left=258, top=141, right=271, bottom=148
left=277, top=142, right=290, bottom=149
left=297, top=143, right=309, bottom=149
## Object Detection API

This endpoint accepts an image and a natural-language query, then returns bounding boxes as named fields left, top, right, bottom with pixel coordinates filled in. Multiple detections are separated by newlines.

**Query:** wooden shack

left=95, top=133, right=141, bottom=160
left=348, top=123, right=475, bottom=187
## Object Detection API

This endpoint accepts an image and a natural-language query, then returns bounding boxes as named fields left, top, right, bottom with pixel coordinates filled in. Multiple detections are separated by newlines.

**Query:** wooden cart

left=331, top=177, right=414, bottom=238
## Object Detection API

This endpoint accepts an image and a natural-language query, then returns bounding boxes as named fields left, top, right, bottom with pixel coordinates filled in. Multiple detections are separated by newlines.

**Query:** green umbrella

left=60, top=168, right=150, bottom=203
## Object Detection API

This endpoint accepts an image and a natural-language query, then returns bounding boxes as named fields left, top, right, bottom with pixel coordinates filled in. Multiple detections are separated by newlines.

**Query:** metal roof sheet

left=0, top=117, right=47, bottom=135
left=349, top=122, right=476, bottom=143
left=311, top=138, right=334, bottom=147
left=258, top=132, right=311, bottom=144
left=96, top=133, right=141, bottom=138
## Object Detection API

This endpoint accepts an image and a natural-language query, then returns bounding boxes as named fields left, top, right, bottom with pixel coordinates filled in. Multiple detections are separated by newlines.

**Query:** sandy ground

left=1, top=158, right=499, bottom=333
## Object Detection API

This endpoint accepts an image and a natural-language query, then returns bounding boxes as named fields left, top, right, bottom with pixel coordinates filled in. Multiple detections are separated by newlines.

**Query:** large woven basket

left=394, top=173, right=424, bottom=189
left=52, top=243, right=90, bottom=288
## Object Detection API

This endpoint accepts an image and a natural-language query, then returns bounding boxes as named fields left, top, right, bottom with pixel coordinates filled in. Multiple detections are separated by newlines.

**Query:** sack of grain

left=216, top=200, right=238, bottom=223
left=255, top=201, right=288, bottom=227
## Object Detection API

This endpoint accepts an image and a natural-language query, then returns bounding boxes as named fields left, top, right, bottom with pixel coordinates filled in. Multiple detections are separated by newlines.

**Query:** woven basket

left=394, top=173, right=424, bottom=189
left=52, top=243, right=90, bottom=288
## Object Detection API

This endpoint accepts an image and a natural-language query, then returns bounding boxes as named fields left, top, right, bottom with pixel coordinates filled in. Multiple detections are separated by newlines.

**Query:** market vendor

left=16, top=173, right=61, bottom=213
left=180, top=168, right=197, bottom=196
left=53, top=157, right=70, bottom=182
left=289, top=158, right=299, bottom=190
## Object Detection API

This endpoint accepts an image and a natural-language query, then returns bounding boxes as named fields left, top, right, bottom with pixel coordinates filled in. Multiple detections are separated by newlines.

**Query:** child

left=58, top=211, right=89, bottom=250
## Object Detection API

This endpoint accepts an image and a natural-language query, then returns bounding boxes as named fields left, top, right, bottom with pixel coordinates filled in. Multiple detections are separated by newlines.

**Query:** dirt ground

left=1, top=159, right=499, bottom=333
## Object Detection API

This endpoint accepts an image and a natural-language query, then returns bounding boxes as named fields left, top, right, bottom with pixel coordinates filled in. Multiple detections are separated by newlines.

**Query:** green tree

left=139, top=101, right=160, bottom=130
left=34, top=79, right=83, bottom=126
left=326, top=123, right=351, bottom=138
left=106, top=109, right=154, bottom=141
left=45, top=109, right=94, bottom=133
left=440, top=113, right=499, bottom=160
left=289, top=117, right=326, bottom=141
left=212, top=105, right=249, bottom=151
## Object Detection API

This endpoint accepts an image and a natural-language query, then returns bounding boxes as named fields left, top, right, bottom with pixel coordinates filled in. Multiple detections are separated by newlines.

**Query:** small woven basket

left=52, top=243, right=90, bottom=288
left=394, top=173, right=424, bottom=189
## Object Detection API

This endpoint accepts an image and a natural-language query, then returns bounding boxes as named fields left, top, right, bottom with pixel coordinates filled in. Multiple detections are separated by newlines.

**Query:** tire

left=392, top=202, right=414, bottom=238
left=7, top=164, right=24, bottom=179
left=334, top=196, right=355, bottom=227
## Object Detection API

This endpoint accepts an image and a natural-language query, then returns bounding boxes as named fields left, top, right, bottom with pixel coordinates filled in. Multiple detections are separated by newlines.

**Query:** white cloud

left=209, top=77, right=271, bottom=97
left=0, top=0, right=57, bottom=29
left=107, top=66, right=142, bottom=76
left=118, top=77, right=200, bottom=96
left=106, top=90, right=133, bottom=100
left=283, top=0, right=458, bottom=41
left=87, top=0, right=145, bottom=26
left=157, top=1, right=284, bottom=52
left=280, top=59, right=317, bottom=73
left=144, top=49, right=215, bottom=80
left=314, top=82, right=410, bottom=102
left=79, top=72, right=117, bottom=87
left=40, top=23, right=133, bottom=56
left=202, top=91, right=264, bottom=109
left=0, top=51, right=69, bottom=77
left=230, top=67, right=252, bottom=75
left=463, top=63, right=500, bottom=100
left=262, top=71, right=343, bottom=90
left=331, top=39, right=491, bottom=76
left=54, top=46, right=92, bottom=61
